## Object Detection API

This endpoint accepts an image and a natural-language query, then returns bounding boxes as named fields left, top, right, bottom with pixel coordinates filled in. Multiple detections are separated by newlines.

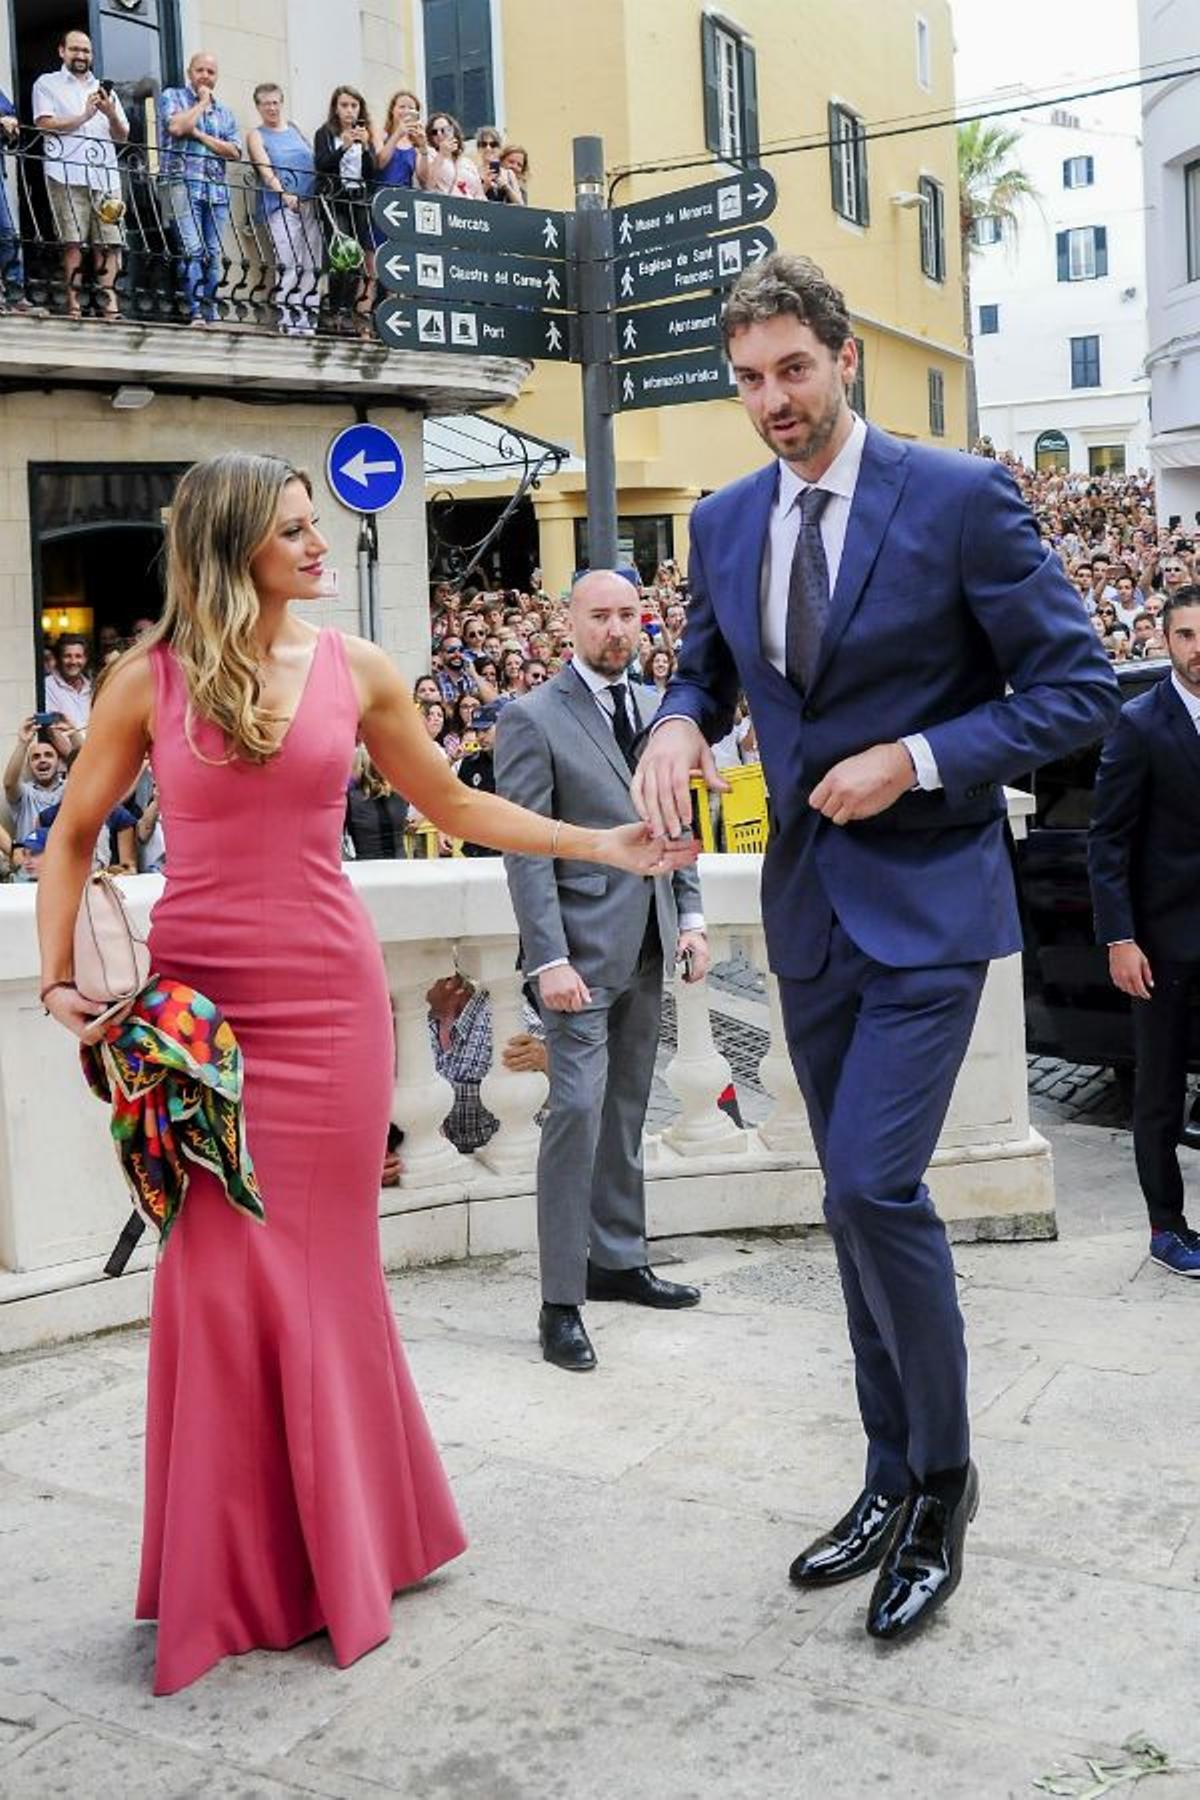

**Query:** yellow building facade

left=438, top=0, right=968, bottom=591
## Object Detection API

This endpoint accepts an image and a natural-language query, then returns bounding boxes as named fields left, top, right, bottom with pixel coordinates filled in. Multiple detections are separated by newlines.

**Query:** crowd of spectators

left=2, top=29, right=533, bottom=331
left=986, top=450, right=1183, bottom=662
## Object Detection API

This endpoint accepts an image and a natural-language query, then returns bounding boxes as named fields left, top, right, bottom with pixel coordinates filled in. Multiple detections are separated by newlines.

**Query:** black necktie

left=785, top=486, right=833, bottom=691
left=609, top=680, right=638, bottom=771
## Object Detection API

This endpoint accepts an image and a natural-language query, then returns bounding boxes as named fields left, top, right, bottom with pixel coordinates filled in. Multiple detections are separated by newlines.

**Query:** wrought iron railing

left=0, top=134, right=378, bottom=334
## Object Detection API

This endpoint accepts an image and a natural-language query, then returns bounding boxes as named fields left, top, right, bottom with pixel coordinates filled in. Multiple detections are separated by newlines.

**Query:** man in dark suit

left=634, top=253, right=1119, bottom=1643
left=496, top=571, right=708, bottom=1373
left=1088, top=588, right=1200, bottom=1280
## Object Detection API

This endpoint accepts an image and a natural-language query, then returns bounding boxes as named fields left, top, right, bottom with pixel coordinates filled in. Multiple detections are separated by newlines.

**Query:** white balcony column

left=748, top=929, right=817, bottom=1157
left=457, top=936, right=547, bottom=1175
left=382, top=942, right=464, bottom=1188
left=661, top=930, right=746, bottom=1157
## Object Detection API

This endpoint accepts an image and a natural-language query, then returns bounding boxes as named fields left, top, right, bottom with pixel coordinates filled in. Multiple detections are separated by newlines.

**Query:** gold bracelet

left=550, top=819, right=563, bottom=856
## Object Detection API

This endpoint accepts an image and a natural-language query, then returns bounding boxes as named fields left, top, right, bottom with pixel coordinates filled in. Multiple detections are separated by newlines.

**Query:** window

left=847, top=335, right=867, bottom=418
left=979, top=303, right=999, bottom=335
left=1034, top=428, right=1070, bottom=472
left=915, top=15, right=931, bottom=90
left=1070, top=335, right=1101, bottom=388
left=574, top=515, right=675, bottom=582
left=1187, top=161, right=1200, bottom=283
left=919, top=176, right=945, bottom=281
left=1063, top=155, right=1095, bottom=189
left=1088, top=444, right=1126, bottom=476
left=701, top=15, right=759, bottom=166
left=972, top=215, right=1001, bottom=246
left=1056, top=226, right=1108, bottom=281
left=928, top=367, right=945, bottom=437
left=828, top=102, right=869, bottom=225
left=423, top=0, right=494, bottom=136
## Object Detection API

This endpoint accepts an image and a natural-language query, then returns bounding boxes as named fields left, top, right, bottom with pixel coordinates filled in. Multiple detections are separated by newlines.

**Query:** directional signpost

left=616, top=292, right=724, bottom=361
left=613, top=168, right=776, bottom=256
left=615, top=225, right=775, bottom=306
left=370, top=187, right=569, bottom=262
left=368, top=137, right=779, bottom=570
left=376, top=240, right=566, bottom=309
left=375, top=296, right=570, bottom=360
left=617, top=349, right=737, bottom=412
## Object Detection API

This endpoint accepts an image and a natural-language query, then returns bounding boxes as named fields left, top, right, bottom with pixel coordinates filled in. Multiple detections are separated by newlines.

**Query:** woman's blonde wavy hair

left=142, top=452, right=312, bottom=764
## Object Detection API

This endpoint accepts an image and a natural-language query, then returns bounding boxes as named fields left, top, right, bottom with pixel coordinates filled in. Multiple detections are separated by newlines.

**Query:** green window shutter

left=701, top=15, right=721, bottom=156
left=739, top=39, right=759, bottom=166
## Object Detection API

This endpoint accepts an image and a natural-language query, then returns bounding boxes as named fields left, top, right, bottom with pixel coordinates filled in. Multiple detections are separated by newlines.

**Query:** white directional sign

left=614, top=169, right=777, bottom=255
left=375, top=296, right=573, bottom=361
left=615, top=227, right=776, bottom=306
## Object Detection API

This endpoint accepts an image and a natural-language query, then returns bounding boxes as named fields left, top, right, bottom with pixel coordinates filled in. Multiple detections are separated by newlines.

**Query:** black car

left=1014, top=657, right=1200, bottom=1070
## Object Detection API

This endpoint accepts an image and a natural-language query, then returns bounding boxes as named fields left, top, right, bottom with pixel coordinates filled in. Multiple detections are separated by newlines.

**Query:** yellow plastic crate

left=689, top=763, right=768, bottom=853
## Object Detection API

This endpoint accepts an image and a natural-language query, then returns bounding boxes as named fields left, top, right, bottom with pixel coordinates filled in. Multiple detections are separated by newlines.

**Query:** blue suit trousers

left=779, top=919, right=986, bottom=1496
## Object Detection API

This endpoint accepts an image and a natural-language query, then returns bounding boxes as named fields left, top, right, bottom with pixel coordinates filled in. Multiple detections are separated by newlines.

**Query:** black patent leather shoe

left=539, top=1304, right=596, bottom=1372
left=788, top=1489, right=908, bottom=1588
left=866, top=1461, right=979, bottom=1643
left=585, top=1262, right=701, bottom=1308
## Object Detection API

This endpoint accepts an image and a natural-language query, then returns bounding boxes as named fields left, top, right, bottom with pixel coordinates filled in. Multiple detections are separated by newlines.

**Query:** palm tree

left=957, top=120, right=1038, bottom=448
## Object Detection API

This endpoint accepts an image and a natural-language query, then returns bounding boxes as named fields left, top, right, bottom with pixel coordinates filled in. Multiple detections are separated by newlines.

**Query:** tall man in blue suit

left=633, top=254, right=1119, bottom=1644
left=1088, top=587, right=1200, bottom=1280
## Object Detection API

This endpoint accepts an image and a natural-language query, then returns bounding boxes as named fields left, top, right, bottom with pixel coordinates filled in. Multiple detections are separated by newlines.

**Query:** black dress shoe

left=788, top=1489, right=908, bottom=1588
left=585, top=1262, right=700, bottom=1308
left=539, top=1303, right=596, bottom=1372
left=866, top=1460, right=979, bottom=1643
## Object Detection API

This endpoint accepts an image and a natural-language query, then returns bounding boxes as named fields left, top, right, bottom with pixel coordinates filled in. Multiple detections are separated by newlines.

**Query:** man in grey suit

left=496, top=571, right=709, bottom=1371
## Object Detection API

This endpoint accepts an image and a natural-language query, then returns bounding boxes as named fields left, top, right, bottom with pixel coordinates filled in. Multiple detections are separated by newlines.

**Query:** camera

left=98, top=78, right=115, bottom=97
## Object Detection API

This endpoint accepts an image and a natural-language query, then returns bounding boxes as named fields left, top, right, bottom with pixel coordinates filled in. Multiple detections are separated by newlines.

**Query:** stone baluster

left=747, top=929, right=816, bottom=1156
left=661, top=931, right=746, bottom=1157
left=457, top=937, right=548, bottom=1175
left=382, top=943, right=465, bottom=1188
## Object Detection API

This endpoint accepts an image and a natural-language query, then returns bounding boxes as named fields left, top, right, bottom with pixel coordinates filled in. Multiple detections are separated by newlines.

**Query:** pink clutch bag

left=73, top=871, right=152, bottom=1031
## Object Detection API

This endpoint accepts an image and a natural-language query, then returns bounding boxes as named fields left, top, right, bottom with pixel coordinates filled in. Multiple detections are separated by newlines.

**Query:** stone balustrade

left=0, top=792, right=1051, bottom=1352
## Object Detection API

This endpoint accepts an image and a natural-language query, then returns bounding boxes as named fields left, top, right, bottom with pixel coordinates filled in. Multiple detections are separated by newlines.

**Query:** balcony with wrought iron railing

left=0, top=138, right=529, bottom=410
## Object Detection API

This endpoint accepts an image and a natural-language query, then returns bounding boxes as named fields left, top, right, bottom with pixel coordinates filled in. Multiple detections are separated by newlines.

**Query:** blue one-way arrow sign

left=326, top=423, right=406, bottom=513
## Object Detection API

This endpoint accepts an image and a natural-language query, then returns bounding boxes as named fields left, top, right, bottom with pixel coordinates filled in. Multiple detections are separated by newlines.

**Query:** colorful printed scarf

left=82, top=980, right=263, bottom=1251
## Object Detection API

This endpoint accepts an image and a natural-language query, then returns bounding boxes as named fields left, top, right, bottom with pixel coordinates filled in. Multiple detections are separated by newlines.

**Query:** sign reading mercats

left=370, top=188, right=569, bottom=262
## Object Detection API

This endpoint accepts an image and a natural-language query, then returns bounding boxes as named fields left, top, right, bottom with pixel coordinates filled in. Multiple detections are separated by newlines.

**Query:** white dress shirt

left=529, top=659, right=704, bottom=975
left=31, top=66, right=127, bottom=193
left=762, top=413, right=939, bottom=790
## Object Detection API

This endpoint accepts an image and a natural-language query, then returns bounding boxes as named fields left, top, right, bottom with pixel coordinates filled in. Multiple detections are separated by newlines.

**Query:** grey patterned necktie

left=785, top=486, right=833, bottom=691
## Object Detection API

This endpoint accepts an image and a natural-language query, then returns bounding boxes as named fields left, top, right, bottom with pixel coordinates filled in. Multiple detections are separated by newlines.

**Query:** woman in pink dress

left=35, top=452, right=694, bottom=1695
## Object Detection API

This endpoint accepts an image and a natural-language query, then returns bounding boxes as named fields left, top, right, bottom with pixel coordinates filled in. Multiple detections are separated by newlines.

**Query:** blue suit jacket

left=658, top=426, right=1120, bottom=977
left=1088, top=672, right=1200, bottom=961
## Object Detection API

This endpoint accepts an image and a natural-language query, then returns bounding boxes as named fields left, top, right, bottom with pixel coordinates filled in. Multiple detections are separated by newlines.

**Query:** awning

left=422, top=412, right=581, bottom=486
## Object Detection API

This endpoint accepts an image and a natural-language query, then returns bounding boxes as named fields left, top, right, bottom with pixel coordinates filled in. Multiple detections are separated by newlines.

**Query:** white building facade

left=972, top=100, right=1150, bottom=476
left=1139, top=0, right=1200, bottom=523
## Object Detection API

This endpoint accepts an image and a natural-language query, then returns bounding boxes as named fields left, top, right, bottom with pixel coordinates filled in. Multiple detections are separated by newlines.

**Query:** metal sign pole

left=573, top=136, right=618, bottom=571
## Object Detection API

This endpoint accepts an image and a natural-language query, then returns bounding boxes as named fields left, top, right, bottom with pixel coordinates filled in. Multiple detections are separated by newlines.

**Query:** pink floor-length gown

left=136, top=629, right=466, bottom=1695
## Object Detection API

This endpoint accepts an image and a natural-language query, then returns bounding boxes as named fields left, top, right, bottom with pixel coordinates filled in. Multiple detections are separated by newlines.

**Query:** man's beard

left=757, top=385, right=843, bottom=466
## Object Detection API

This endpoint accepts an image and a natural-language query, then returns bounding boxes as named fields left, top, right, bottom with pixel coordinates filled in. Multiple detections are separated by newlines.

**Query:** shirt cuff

left=528, top=957, right=569, bottom=977
left=900, top=732, right=941, bottom=792
left=678, top=914, right=706, bottom=933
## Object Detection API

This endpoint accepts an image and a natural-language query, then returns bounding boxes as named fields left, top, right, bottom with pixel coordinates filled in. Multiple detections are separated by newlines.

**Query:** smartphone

left=32, top=711, right=60, bottom=727
left=677, top=945, right=695, bottom=984
left=489, top=159, right=501, bottom=173
left=98, top=78, right=115, bottom=96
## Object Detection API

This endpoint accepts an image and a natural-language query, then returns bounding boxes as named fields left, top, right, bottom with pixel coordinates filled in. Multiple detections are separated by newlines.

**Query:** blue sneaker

left=1149, top=1229, right=1200, bottom=1278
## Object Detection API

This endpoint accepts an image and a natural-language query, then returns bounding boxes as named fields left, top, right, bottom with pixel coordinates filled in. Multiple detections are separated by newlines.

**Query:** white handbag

left=72, top=871, right=152, bottom=1028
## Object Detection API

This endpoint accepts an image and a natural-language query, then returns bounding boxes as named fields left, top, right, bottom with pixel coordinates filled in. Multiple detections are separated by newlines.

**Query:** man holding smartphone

left=32, top=30, right=128, bottom=319
left=4, top=717, right=70, bottom=843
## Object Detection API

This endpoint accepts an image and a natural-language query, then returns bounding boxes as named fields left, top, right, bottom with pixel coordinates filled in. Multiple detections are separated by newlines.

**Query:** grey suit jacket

left=495, top=667, right=702, bottom=989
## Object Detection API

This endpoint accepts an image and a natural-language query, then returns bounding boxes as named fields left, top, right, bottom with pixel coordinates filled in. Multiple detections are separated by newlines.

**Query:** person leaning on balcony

left=246, top=85, right=321, bottom=338
left=313, top=85, right=377, bottom=336
left=419, top=114, right=483, bottom=198
left=0, top=84, right=34, bottom=313
left=31, top=29, right=128, bottom=321
left=157, top=50, right=241, bottom=327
